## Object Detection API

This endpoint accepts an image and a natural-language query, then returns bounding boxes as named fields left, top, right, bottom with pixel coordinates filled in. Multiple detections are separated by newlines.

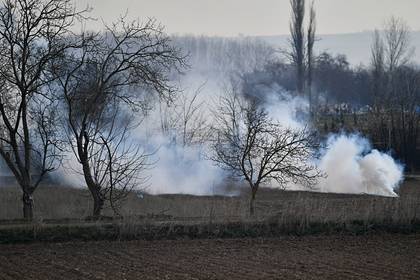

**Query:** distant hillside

left=259, top=31, right=420, bottom=66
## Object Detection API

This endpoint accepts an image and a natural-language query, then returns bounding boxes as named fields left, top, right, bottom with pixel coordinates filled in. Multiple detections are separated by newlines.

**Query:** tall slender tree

left=306, top=1, right=316, bottom=116
left=288, top=0, right=317, bottom=118
left=289, top=0, right=306, bottom=95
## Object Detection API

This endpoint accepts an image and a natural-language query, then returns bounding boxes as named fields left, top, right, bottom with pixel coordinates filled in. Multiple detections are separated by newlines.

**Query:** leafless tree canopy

left=53, top=17, right=186, bottom=217
left=211, top=88, right=322, bottom=215
left=0, top=0, right=86, bottom=220
left=368, top=17, right=419, bottom=169
left=383, top=17, right=413, bottom=72
left=159, top=83, right=210, bottom=147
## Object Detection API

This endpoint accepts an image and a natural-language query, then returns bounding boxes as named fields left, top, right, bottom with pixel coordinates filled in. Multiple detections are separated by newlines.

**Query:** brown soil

left=0, top=234, right=419, bottom=280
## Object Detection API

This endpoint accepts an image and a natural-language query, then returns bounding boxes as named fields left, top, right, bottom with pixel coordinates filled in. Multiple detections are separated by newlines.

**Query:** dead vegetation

left=0, top=178, right=419, bottom=243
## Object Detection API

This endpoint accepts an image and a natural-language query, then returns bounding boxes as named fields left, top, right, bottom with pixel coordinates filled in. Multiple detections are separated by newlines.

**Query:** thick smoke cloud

left=53, top=87, right=404, bottom=197
left=141, top=135, right=228, bottom=196
left=317, top=135, right=403, bottom=197
left=20, top=37, right=404, bottom=198
left=131, top=75, right=232, bottom=196
left=262, top=92, right=404, bottom=196
left=137, top=84, right=404, bottom=197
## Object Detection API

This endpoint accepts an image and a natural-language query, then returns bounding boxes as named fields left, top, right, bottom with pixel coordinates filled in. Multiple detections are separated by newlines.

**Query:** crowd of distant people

left=318, top=103, right=373, bottom=116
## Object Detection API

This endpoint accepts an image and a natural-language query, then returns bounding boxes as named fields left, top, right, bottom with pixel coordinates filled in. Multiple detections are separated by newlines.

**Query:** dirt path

left=0, top=234, right=419, bottom=280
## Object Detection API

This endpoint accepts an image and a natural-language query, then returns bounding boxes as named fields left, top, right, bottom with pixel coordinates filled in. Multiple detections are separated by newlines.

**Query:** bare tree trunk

left=91, top=190, right=104, bottom=218
left=22, top=191, right=34, bottom=221
left=82, top=163, right=104, bottom=218
left=249, top=187, right=257, bottom=216
left=80, top=147, right=104, bottom=218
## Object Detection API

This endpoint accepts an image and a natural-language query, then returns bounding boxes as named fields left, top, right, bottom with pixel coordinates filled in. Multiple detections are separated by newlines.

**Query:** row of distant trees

left=190, top=1, right=420, bottom=167
left=171, top=3, right=419, bottom=219
left=172, top=2, right=420, bottom=171
left=369, top=18, right=420, bottom=170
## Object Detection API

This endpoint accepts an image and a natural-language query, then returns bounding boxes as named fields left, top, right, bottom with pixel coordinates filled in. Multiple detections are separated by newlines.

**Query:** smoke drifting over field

left=142, top=135, right=226, bottom=196
left=137, top=78, right=403, bottom=197
left=54, top=86, right=404, bottom=198
left=3, top=37, right=403, bottom=198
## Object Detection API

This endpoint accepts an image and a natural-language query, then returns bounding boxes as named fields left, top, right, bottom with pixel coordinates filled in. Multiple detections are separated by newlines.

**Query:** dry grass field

left=0, top=178, right=418, bottom=244
left=1, top=178, right=419, bottom=225
left=0, top=179, right=419, bottom=279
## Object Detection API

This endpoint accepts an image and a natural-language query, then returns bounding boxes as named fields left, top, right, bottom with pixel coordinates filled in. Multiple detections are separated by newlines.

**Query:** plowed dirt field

left=0, top=234, right=419, bottom=280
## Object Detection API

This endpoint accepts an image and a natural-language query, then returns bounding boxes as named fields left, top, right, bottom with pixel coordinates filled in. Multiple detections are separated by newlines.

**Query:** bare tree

left=306, top=0, right=316, bottom=116
left=383, top=17, right=412, bottom=148
left=159, top=83, right=209, bottom=147
left=91, top=106, right=150, bottom=216
left=53, top=17, right=185, bottom=218
left=371, top=29, right=385, bottom=110
left=289, top=0, right=306, bottom=95
left=211, top=90, right=321, bottom=215
left=0, top=0, right=85, bottom=220
left=287, top=0, right=318, bottom=114
left=383, top=17, right=412, bottom=73
left=178, top=86, right=209, bottom=147
left=369, top=16, right=418, bottom=169
left=393, top=67, right=420, bottom=170
left=369, top=29, right=388, bottom=148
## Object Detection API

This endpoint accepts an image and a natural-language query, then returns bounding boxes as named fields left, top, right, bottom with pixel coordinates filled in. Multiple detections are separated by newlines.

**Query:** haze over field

left=261, top=32, right=420, bottom=65
left=0, top=2, right=410, bottom=198
left=75, top=0, right=420, bottom=36
left=72, top=1, right=420, bottom=65
left=0, top=0, right=417, bottom=221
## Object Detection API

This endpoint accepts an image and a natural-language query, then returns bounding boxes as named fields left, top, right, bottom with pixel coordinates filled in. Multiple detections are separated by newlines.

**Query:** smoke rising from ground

left=11, top=37, right=404, bottom=198
left=142, top=135, right=228, bottom=196
left=261, top=92, right=404, bottom=196
left=135, top=80, right=404, bottom=197
left=317, top=135, right=403, bottom=197
left=131, top=76, right=233, bottom=196
left=48, top=70, right=404, bottom=197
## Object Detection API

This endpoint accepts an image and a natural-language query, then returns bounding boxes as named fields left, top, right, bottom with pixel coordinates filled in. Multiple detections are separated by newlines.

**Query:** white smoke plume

left=264, top=90, right=308, bottom=130
left=137, top=81, right=404, bottom=197
left=0, top=37, right=404, bottom=199
left=130, top=75, right=232, bottom=196
left=45, top=37, right=404, bottom=198
left=140, top=134, right=227, bottom=196
left=255, top=91, right=404, bottom=197
left=51, top=79, right=404, bottom=198
left=317, top=134, right=403, bottom=197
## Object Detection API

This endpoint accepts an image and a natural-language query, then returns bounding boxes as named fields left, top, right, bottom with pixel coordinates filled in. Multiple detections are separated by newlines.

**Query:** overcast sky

left=75, top=0, right=420, bottom=36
